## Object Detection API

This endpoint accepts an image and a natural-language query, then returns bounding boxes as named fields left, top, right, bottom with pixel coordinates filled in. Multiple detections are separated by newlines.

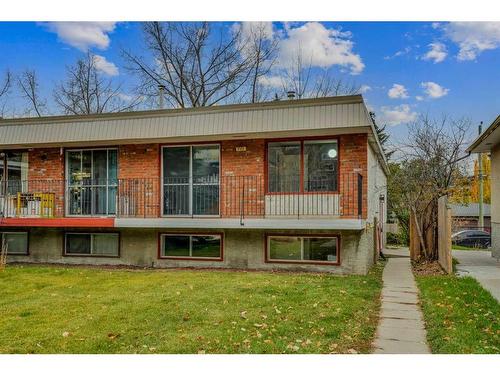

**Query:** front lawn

left=417, top=275, right=500, bottom=354
left=0, top=263, right=384, bottom=354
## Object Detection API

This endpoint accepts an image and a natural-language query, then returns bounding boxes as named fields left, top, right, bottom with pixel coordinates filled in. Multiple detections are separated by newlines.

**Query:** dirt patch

left=412, top=260, right=446, bottom=276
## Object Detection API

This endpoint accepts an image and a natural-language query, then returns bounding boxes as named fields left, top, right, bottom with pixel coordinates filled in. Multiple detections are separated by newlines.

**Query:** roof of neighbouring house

left=450, top=203, right=491, bottom=217
left=467, top=115, right=500, bottom=153
left=0, top=94, right=389, bottom=174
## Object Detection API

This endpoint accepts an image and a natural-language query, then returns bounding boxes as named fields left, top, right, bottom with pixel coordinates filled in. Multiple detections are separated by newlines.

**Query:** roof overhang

left=467, top=115, right=500, bottom=153
left=0, top=94, right=388, bottom=174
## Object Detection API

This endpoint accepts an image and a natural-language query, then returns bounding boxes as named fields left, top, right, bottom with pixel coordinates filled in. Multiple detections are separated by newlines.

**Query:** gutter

left=467, top=114, right=500, bottom=153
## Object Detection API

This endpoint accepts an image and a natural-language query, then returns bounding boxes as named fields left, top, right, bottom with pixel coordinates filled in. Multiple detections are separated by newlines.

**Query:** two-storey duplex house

left=0, top=95, right=387, bottom=274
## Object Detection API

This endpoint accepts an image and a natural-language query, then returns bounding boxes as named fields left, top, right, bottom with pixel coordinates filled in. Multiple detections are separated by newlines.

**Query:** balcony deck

left=0, top=174, right=364, bottom=228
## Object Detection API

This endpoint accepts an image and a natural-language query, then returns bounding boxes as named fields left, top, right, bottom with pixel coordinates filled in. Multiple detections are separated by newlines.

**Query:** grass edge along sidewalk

left=416, top=275, right=500, bottom=354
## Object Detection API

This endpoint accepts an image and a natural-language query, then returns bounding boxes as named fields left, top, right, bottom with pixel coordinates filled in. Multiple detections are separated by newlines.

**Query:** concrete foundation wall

left=8, top=227, right=374, bottom=274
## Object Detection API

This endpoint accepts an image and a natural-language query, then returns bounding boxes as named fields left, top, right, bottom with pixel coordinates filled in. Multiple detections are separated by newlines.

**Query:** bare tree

left=389, top=115, right=470, bottom=260
left=123, top=22, right=256, bottom=108
left=278, top=49, right=360, bottom=99
left=54, top=52, right=138, bottom=115
left=0, top=71, right=10, bottom=100
left=17, top=69, right=47, bottom=117
left=0, top=70, right=12, bottom=116
left=239, top=23, right=278, bottom=103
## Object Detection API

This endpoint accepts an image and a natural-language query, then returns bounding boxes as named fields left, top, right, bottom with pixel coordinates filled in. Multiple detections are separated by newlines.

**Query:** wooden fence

left=409, top=195, right=452, bottom=273
left=437, top=196, right=452, bottom=274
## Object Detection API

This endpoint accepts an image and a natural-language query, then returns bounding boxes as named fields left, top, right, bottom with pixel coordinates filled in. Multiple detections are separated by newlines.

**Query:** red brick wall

left=339, top=134, right=368, bottom=219
left=28, top=148, right=64, bottom=180
left=118, top=144, right=160, bottom=217
left=28, top=148, right=65, bottom=217
left=21, top=135, right=368, bottom=220
left=220, top=135, right=368, bottom=219
left=221, top=139, right=266, bottom=217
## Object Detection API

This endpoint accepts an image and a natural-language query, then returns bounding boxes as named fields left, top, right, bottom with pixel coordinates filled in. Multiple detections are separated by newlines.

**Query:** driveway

left=452, top=250, right=500, bottom=302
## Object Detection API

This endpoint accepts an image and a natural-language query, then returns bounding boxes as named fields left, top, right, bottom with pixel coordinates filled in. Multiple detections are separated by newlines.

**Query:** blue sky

left=0, top=21, right=499, bottom=144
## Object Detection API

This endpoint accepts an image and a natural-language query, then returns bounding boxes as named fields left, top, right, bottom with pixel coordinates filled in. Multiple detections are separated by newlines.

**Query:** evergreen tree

left=369, top=111, right=394, bottom=160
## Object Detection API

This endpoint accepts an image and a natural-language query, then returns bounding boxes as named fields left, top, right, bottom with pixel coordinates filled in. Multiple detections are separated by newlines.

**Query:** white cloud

left=443, top=22, right=500, bottom=61
left=238, top=22, right=274, bottom=42
left=421, top=81, right=449, bottom=99
left=359, top=84, right=371, bottom=93
left=388, top=84, right=409, bottom=99
left=379, top=104, right=417, bottom=126
left=416, top=96, right=424, bottom=101
left=93, top=55, right=119, bottom=76
left=278, top=22, right=364, bottom=75
left=422, top=42, right=447, bottom=63
left=383, top=46, right=411, bottom=60
left=44, top=22, right=116, bottom=51
left=258, top=75, right=283, bottom=88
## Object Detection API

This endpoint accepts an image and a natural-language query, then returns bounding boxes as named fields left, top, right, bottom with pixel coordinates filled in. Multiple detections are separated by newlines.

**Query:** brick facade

left=221, top=139, right=266, bottom=217
left=118, top=144, right=161, bottom=217
left=20, top=135, right=368, bottom=219
left=339, top=134, right=368, bottom=219
left=28, top=148, right=65, bottom=217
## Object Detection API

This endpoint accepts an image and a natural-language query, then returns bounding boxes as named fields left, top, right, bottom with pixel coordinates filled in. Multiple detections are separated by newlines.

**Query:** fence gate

left=437, top=195, right=452, bottom=274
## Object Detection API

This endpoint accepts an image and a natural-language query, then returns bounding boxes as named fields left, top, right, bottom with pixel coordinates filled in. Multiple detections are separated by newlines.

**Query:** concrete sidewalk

left=453, top=250, right=500, bottom=302
left=373, top=248, right=430, bottom=354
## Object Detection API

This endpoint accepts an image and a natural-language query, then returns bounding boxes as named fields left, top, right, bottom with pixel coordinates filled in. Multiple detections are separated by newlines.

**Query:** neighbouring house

left=467, top=114, right=500, bottom=259
left=450, top=203, right=491, bottom=233
left=0, top=95, right=388, bottom=274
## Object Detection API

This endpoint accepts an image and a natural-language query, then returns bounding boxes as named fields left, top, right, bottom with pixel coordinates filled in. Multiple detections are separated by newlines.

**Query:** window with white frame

left=0, top=232, right=28, bottom=255
left=65, top=233, right=119, bottom=257
left=267, top=235, right=338, bottom=263
left=66, top=148, right=118, bottom=216
left=160, top=234, right=222, bottom=259
left=162, top=145, right=220, bottom=216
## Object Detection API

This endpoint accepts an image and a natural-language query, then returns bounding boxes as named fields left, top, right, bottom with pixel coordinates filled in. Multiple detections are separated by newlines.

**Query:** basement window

left=65, top=233, right=119, bottom=257
left=267, top=235, right=338, bottom=264
left=160, top=234, right=222, bottom=260
left=0, top=232, right=28, bottom=255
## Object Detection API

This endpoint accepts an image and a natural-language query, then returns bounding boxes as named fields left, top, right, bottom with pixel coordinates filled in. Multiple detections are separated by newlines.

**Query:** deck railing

left=0, top=173, right=363, bottom=220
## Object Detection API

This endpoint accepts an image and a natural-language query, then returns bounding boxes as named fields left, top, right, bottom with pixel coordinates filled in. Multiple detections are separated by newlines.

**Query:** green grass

left=0, top=263, right=384, bottom=354
left=417, top=275, right=500, bottom=353
left=452, top=245, right=489, bottom=251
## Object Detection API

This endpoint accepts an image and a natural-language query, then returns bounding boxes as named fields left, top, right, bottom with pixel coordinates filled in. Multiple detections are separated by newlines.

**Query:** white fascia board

left=115, top=218, right=365, bottom=231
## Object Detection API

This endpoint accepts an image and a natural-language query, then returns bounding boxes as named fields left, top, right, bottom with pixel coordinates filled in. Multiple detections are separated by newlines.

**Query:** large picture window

left=0, top=232, right=28, bottom=255
left=66, top=149, right=118, bottom=216
left=267, top=139, right=338, bottom=193
left=65, top=233, right=119, bottom=257
left=160, top=234, right=222, bottom=260
left=162, top=145, right=220, bottom=216
left=267, top=235, right=338, bottom=264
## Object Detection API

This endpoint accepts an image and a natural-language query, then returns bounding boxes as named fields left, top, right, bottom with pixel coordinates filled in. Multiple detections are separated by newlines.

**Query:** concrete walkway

left=453, top=250, right=500, bottom=302
left=373, top=248, right=430, bottom=354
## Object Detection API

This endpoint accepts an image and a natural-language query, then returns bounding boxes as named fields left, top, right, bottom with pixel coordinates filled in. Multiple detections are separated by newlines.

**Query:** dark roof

left=450, top=203, right=491, bottom=217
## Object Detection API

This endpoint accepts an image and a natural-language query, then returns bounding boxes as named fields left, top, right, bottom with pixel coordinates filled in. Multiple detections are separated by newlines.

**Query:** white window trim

left=160, top=144, right=221, bottom=217
left=64, top=232, right=119, bottom=257
left=65, top=148, right=118, bottom=217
